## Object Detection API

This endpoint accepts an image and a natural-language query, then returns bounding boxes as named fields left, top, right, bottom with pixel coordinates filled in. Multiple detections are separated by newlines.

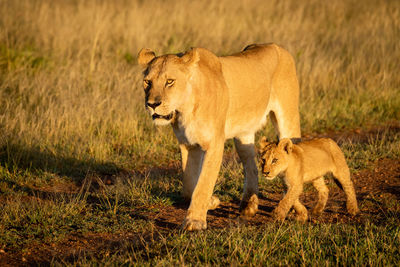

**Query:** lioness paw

left=239, top=194, right=259, bottom=218
left=182, top=218, right=207, bottom=231
left=208, top=195, right=221, bottom=210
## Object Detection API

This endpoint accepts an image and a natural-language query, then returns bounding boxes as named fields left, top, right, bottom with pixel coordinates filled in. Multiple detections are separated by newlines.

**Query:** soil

left=1, top=125, right=400, bottom=266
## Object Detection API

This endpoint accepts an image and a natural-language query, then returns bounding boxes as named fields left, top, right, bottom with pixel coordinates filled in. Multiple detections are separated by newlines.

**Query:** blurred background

left=0, top=0, right=399, bottom=180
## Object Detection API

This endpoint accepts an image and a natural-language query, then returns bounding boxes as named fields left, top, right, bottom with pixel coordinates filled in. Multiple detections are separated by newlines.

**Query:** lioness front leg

left=234, top=135, right=259, bottom=218
left=180, top=144, right=220, bottom=210
left=180, top=144, right=203, bottom=200
left=183, top=141, right=224, bottom=231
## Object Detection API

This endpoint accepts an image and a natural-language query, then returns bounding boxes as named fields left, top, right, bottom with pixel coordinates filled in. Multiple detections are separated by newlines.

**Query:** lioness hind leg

left=234, top=135, right=259, bottom=218
left=269, top=45, right=301, bottom=140
left=311, top=177, right=329, bottom=216
left=269, top=106, right=301, bottom=140
left=332, top=166, right=359, bottom=216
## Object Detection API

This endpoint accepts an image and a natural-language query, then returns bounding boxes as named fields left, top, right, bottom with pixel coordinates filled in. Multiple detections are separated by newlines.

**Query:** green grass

left=1, top=0, right=400, bottom=265
left=49, top=222, right=400, bottom=266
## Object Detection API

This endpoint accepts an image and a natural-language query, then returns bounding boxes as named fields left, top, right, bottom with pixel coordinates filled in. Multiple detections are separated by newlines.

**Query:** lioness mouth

left=152, top=112, right=174, bottom=120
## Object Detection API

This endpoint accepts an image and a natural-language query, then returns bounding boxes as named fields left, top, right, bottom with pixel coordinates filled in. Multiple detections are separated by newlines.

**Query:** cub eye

left=165, top=79, right=175, bottom=87
left=143, top=79, right=151, bottom=88
left=272, top=158, right=278, bottom=164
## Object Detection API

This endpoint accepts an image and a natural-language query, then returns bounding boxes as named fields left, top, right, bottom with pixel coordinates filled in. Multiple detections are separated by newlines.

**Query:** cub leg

left=311, top=177, right=329, bottom=216
left=273, top=181, right=303, bottom=221
left=293, top=198, right=308, bottom=222
left=183, top=140, right=224, bottom=231
left=332, top=166, right=359, bottom=215
left=234, top=135, right=259, bottom=218
left=180, top=144, right=220, bottom=210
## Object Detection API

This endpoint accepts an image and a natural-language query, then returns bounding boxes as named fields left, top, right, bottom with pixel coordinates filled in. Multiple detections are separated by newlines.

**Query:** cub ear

left=259, top=136, right=268, bottom=148
left=278, top=138, right=293, bottom=154
left=258, top=136, right=270, bottom=154
left=138, top=48, right=156, bottom=67
left=181, top=47, right=200, bottom=65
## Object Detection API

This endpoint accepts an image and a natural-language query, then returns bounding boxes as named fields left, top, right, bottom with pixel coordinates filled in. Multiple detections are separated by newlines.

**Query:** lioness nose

left=147, top=101, right=161, bottom=110
left=264, top=171, right=270, bottom=175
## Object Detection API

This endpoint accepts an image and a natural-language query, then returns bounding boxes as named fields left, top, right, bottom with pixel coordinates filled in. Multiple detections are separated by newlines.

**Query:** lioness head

left=259, top=137, right=293, bottom=179
left=137, top=48, right=200, bottom=126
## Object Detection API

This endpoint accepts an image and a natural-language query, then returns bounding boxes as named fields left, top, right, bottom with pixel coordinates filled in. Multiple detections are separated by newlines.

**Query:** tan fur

left=259, top=138, right=359, bottom=222
left=138, top=44, right=301, bottom=230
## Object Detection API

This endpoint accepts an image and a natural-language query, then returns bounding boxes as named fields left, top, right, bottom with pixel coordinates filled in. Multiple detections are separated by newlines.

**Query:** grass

left=1, top=0, right=400, bottom=265
left=49, top=223, right=400, bottom=265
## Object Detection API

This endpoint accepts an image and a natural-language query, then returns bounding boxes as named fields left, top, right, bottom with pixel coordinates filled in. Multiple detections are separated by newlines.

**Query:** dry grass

left=1, top=0, right=399, bottom=171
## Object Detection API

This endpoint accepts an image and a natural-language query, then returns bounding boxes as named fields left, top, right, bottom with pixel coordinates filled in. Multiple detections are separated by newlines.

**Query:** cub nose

left=264, top=171, right=270, bottom=176
left=147, top=101, right=161, bottom=110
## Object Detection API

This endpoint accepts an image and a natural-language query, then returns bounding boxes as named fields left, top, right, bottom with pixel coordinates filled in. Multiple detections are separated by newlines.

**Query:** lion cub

left=259, top=137, right=359, bottom=222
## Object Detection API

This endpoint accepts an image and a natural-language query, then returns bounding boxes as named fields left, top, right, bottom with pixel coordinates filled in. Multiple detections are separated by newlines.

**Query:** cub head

left=137, top=48, right=200, bottom=126
left=259, top=137, right=293, bottom=180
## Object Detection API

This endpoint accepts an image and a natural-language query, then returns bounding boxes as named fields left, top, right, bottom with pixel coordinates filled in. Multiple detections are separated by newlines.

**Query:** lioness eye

left=166, top=79, right=175, bottom=86
left=272, top=158, right=278, bottom=164
left=143, top=79, right=151, bottom=88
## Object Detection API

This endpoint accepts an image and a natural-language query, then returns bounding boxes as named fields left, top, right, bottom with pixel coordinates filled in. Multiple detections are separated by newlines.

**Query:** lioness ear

left=138, top=48, right=156, bottom=67
left=181, top=48, right=200, bottom=65
left=278, top=138, right=293, bottom=154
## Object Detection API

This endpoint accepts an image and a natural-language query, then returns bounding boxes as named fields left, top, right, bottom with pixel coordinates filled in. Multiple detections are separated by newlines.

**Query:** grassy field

left=1, top=0, right=400, bottom=265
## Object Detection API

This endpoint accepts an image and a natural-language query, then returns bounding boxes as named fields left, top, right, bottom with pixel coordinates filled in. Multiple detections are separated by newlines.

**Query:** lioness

left=259, top=137, right=359, bottom=222
left=138, top=44, right=301, bottom=230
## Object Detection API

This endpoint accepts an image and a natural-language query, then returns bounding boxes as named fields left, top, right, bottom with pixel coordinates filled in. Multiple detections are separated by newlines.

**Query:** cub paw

left=239, top=194, right=259, bottom=218
left=295, top=213, right=308, bottom=222
left=347, top=205, right=360, bottom=216
left=272, top=208, right=287, bottom=222
left=311, top=208, right=323, bottom=216
left=208, top=195, right=221, bottom=210
left=182, top=218, right=207, bottom=231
